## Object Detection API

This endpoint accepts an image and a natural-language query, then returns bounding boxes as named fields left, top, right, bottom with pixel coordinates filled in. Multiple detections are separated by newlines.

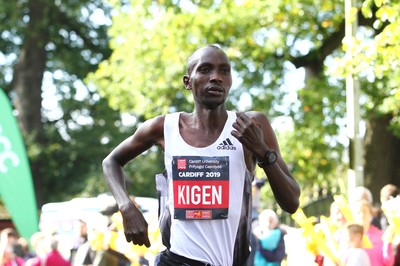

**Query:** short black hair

left=186, top=44, right=225, bottom=76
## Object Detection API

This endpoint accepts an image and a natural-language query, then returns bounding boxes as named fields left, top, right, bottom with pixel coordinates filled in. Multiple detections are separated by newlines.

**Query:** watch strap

left=257, top=150, right=277, bottom=168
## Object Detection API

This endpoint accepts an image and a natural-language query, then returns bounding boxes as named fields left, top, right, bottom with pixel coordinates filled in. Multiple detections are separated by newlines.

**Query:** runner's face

left=186, top=47, right=232, bottom=109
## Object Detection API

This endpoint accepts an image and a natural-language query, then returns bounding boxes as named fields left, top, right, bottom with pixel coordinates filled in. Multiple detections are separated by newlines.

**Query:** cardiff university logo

left=177, top=158, right=187, bottom=170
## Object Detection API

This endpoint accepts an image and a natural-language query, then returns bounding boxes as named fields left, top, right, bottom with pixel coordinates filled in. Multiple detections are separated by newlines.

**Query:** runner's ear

left=183, top=76, right=191, bottom=90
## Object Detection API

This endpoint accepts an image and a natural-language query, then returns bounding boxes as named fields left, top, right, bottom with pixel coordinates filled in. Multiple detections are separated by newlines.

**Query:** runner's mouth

left=206, top=86, right=224, bottom=93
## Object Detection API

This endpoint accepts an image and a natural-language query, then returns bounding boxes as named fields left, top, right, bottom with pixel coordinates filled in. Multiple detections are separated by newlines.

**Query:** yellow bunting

left=89, top=230, right=105, bottom=251
left=291, top=209, right=339, bottom=263
left=333, top=195, right=354, bottom=222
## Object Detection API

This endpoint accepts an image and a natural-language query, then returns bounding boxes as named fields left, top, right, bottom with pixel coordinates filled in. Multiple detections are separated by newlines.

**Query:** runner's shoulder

left=241, top=111, right=269, bottom=123
left=138, top=114, right=166, bottom=135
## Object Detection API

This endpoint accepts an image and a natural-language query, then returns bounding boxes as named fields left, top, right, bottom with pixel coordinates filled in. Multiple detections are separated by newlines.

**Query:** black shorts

left=154, top=250, right=213, bottom=266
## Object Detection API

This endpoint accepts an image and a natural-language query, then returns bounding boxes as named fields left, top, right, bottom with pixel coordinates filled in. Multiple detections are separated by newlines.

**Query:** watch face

left=268, top=151, right=277, bottom=163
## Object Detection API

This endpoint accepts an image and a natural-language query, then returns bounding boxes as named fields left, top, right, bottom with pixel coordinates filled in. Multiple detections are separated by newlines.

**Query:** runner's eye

left=221, top=68, right=230, bottom=75
left=199, top=67, right=210, bottom=73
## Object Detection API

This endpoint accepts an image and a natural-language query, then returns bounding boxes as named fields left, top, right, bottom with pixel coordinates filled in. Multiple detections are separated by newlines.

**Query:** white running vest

left=163, top=111, right=248, bottom=266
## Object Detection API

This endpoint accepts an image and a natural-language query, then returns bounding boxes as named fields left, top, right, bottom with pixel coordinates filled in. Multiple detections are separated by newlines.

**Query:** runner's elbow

left=286, top=200, right=300, bottom=214
left=279, top=194, right=300, bottom=214
left=102, top=155, right=117, bottom=172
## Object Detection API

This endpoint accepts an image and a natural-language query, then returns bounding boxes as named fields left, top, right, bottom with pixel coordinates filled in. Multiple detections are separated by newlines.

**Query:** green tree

left=0, top=0, right=162, bottom=206
left=89, top=0, right=400, bottom=207
left=0, top=0, right=115, bottom=206
left=331, top=0, right=400, bottom=198
left=3, top=0, right=399, bottom=210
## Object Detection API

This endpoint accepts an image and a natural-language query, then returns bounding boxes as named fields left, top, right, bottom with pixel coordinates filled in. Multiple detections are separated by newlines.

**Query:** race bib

left=172, top=156, right=229, bottom=220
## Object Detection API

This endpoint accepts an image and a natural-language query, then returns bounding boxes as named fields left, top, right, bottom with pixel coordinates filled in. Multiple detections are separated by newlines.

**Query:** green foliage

left=88, top=1, right=289, bottom=117
left=0, top=0, right=170, bottom=204
left=1, top=0, right=124, bottom=203
left=333, top=0, right=400, bottom=137
left=3, top=0, right=399, bottom=207
left=89, top=0, right=351, bottom=206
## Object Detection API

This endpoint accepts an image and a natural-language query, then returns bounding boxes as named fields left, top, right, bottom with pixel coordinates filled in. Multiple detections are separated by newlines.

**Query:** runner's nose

left=210, top=70, right=223, bottom=82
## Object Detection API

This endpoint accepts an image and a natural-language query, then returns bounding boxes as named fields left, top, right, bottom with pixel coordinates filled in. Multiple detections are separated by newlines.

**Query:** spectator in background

left=323, top=201, right=349, bottom=266
left=351, top=199, right=394, bottom=266
left=351, top=186, right=381, bottom=229
left=0, top=227, right=25, bottom=266
left=379, top=184, right=399, bottom=231
left=25, top=231, right=48, bottom=266
left=340, top=223, right=371, bottom=266
left=26, top=233, right=71, bottom=266
left=252, top=209, right=286, bottom=266
left=26, top=232, right=71, bottom=266
left=379, top=184, right=400, bottom=266
left=0, top=244, right=25, bottom=266
left=330, top=201, right=348, bottom=245
left=17, top=237, right=35, bottom=261
left=71, top=219, right=95, bottom=266
left=43, top=234, right=71, bottom=266
left=0, top=228, right=19, bottom=250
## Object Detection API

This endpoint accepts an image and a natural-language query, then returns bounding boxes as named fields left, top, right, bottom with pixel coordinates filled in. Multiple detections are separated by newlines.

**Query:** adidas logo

left=217, top=138, right=236, bottom=150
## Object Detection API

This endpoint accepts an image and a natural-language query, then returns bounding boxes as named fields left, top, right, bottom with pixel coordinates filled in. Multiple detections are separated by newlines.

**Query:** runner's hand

left=231, top=113, right=268, bottom=158
left=120, top=202, right=151, bottom=247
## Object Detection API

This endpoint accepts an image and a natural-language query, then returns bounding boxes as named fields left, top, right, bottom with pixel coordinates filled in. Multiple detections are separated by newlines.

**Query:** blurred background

left=0, top=0, right=400, bottom=265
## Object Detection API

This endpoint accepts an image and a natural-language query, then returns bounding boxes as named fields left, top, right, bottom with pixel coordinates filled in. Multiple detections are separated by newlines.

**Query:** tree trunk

left=12, top=0, right=50, bottom=207
left=363, top=114, right=400, bottom=203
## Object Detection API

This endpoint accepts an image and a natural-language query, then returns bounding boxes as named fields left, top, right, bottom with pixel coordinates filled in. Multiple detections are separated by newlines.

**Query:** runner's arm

left=231, top=112, right=300, bottom=214
left=102, top=115, right=165, bottom=246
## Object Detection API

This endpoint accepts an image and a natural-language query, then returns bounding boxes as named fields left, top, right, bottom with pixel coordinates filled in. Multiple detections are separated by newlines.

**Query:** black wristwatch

left=257, top=150, right=277, bottom=168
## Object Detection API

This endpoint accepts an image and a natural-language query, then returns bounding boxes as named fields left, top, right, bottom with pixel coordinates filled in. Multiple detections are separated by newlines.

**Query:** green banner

left=0, top=88, right=38, bottom=240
